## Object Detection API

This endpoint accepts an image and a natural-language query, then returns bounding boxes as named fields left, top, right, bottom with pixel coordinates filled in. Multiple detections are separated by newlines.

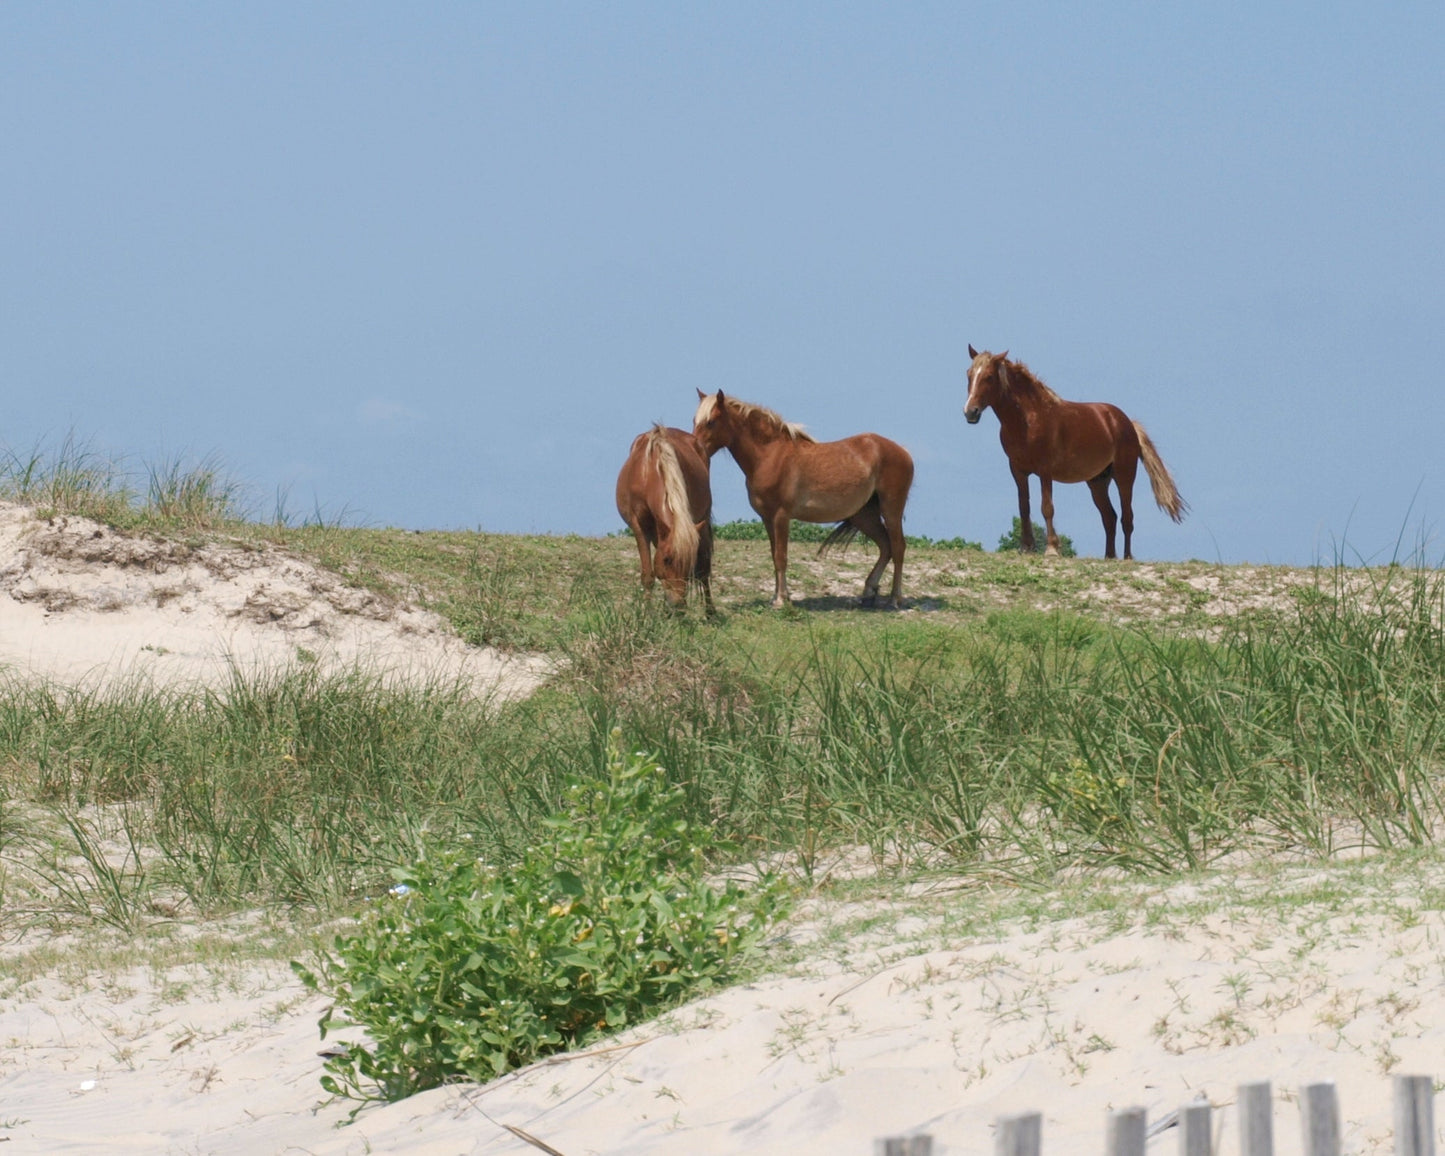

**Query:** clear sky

left=4, top=4, right=1442, bottom=565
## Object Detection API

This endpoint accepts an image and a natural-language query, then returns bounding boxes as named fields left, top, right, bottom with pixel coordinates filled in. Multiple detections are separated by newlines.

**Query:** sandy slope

left=2, top=508, right=1442, bottom=1155
left=4, top=862, right=1444, bottom=1156
left=0, top=502, right=549, bottom=695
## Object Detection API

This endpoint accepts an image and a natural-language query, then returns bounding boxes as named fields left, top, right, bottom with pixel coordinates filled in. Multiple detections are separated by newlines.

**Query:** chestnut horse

left=693, top=389, right=914, bottom=608
left=963, top=346, right=1186, bottom=558
left=615, top=425, right=714, bottom=612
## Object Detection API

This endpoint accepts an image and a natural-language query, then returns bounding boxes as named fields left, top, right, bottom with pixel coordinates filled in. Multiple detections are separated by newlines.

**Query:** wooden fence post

left=1239, top=1081, right=1274, bottom=1156
left=873, top=1138, right=933, bottom=1156
left=1179, top=1100, right=1212, bottom=1156
left=1300, top=1082, right=1341, bottom=1156
left=996, top=1111, right=1042, bottom=1156
left=1394, top=1074, right=1435, bottom=1156
left=1106, top=1106, right=1147, bottom=1156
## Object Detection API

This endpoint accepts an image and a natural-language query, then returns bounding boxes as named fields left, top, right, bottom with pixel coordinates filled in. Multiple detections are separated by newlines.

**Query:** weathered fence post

left=1179, top=1100, right=1212, bottom=1156
left=873, top=1138, right=933, bottom=1156
left=1394, top=1074, right=1435, bottom=1156
left=1106, top=1106, right=1147, bottom=1156
left=1300, top=1082, right=1341, bottom=1156
left=996, top=1110, right=1042, bottom=1156
left=1239, top=1081, right=1274, bottom=1156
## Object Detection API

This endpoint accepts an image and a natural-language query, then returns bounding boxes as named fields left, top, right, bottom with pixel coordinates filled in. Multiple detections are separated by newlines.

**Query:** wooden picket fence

left=874, top=1075, right=1436, bottom=1156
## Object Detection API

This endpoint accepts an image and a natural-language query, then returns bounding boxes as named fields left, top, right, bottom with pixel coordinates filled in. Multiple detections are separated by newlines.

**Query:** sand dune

left=1, top=507, right=1440, bottom=1154
left=0, top=502, right=548, bottom=696
left=3, top=859, right=1443, bottom=1155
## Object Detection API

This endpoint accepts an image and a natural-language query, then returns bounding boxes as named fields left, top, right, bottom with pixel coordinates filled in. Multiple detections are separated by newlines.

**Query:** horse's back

left=658, top=427, right=712, bottom=521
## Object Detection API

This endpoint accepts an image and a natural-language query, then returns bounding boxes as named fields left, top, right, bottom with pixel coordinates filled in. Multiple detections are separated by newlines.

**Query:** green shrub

left=715, top=517, right=982, bottom=550
left=997, top=516, right=1076, bottom=556
left=294, top=732, right=788, bottom=1104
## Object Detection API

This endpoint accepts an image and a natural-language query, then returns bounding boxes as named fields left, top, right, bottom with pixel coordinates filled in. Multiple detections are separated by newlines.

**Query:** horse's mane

left=999, top=358, right=1063, bottom=406
left=644, top=425, right=699, bottom=571
left=703, top=393, right=815, bottom=443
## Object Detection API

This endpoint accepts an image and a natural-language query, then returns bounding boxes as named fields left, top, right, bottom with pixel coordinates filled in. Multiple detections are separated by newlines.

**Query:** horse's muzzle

left=964, top=408, right=982, bottom=425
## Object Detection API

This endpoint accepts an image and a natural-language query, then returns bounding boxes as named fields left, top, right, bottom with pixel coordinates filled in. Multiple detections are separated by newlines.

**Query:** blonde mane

left=999, top=357, right=1063, bottom=406
left=696, top=393, right=815, bottom=443
left=644, top=426, right=699, bottom=572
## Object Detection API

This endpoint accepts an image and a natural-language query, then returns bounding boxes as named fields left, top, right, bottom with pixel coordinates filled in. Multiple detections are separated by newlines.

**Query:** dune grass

left=0, top=532, right=1441, bottom=938
left=1, top=440, right=1441, bottom=927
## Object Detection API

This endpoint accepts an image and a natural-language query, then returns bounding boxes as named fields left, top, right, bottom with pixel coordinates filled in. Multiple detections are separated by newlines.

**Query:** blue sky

left=3, top=4, right=1442, bottom=565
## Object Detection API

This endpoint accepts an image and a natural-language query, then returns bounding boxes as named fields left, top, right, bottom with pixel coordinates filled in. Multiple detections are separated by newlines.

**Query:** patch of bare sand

left=0, top=502, right=549, bottom=697
left=4, top=860, right=1445, bottom=1154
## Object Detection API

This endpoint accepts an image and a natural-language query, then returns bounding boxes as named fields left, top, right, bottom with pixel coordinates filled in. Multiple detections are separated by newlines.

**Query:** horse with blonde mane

left=615, top=425, right=714, bottom=612
left=963, top=346, right=1187, bottom=559
left=693, top=389, right=914, bottom=609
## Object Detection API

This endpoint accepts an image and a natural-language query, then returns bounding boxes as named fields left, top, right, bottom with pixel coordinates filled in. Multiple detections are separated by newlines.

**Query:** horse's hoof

left=859, top=593, right=878, bottom=609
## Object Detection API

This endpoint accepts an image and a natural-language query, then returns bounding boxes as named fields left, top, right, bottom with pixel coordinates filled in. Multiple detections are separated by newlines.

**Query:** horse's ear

left=999, top=349, right=1009, bottom=361
left=715, top=389, right=726, bottom=404
left=968, top=344, right=978, bottom=359
left=696, top=387, right=707, bottom=400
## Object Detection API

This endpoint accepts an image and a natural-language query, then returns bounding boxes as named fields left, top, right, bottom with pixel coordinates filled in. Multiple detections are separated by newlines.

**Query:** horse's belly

left=790, top=480, right=874, bottom=522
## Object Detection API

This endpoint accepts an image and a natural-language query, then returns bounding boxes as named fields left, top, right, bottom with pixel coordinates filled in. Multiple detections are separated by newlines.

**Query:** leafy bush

left=714, top=518, right=831, bottom=543
left=715, top=518, right=981, bottom=550
left=294, top=732, right=788, bottom=1104
left=997, top=516, right=1076, bottom=556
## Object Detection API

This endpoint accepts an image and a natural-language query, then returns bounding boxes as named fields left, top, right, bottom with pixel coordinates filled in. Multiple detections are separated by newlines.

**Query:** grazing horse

left=963, top=346, right=1187, bottom=559
left=692, top=389, right=914, bottom=609
left=615, top=425, right=715, bottom=612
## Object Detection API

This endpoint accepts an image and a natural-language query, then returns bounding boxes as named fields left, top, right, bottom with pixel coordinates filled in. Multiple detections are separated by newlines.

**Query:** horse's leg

left=1040, top=476, right=1061, bottom=557
left=766, top=508, right=792, bottom=608
left=1011, top=464, right=1034, bottom=553
left=628, top=515, right=657, bottom=593
left=876, top=488, right=910, bottom=608
left=1087, top=469, right=1119, bottom=559
left=847, top=500, right=890, bottom=608
left=697, top=525, right=716, bottom=616
left=1115, top=456, right=1139, bottom=560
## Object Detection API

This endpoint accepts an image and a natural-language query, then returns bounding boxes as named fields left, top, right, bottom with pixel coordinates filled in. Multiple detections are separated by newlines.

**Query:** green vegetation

left=715, top=518, right=982, bottom=551
left=998, top=516, right=1077, bottom=557
left=1, top=433, right=247, bottom=533
left=295, top=734, right=785, bottom=1103
left=3, top=443, right=1445, bottom=1106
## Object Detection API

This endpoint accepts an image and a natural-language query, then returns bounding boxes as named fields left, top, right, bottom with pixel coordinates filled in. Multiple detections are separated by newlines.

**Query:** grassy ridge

left=2, top=540, right=1442, bottom=934
left=1, top=449, right=1442, bottom=932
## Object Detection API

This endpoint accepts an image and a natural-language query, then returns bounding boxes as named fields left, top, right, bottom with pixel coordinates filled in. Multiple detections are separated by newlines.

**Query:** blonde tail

left=646, top=427, right=700, bottom=574
left=1134, top=422, right=1187, bottom=523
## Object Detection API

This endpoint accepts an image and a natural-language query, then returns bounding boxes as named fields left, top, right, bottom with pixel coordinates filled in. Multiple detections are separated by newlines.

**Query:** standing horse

left=963, top=346, right=1186, bottom=559
left=615, top=425, right=715, bottom=612
left=692, top=389, right=914, bottom=608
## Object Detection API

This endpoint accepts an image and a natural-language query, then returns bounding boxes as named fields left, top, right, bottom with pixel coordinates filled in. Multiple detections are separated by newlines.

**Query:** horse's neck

left=996, top=380, right=1053, bottom=431
left=725, top=420, right=782, bottom=475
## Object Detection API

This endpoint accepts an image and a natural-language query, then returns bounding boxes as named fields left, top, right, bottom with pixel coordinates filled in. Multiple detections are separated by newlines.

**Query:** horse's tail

left=818, top=495, right=878, bottom=556
left=1133, top=422, right=1188, bottom=523
left=646, top=426, right=700, bottom=574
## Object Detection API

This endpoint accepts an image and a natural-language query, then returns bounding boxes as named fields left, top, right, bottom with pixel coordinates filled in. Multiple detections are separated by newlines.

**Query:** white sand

left=4, top=863, right=1444, bottom=1155
left=0, top=502, right=549, bottom=695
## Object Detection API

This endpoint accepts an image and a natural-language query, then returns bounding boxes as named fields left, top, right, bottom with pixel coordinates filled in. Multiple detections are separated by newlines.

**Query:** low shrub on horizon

left=713, top=517, right=981, bottom=550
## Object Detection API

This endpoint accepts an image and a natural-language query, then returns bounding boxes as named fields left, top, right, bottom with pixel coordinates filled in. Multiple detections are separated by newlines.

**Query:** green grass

left=1, top=447, right=1443, bottom=934
left=1, top=546, right=1442, bottom=936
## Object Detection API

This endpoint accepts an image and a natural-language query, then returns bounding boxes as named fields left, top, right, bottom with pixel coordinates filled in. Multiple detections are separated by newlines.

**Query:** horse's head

left=654, top=517, right=709, bottom=608
left=963, top=345, right=1009, bottom=424
left=692, top=389, right=734, bottom=457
